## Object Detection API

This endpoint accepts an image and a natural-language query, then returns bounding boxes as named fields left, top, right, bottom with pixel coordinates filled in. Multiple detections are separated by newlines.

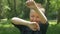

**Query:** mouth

left=30, top=20, right=39, bottom=23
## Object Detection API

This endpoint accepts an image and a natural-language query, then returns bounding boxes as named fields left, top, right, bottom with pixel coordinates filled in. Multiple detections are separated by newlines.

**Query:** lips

left=30, top=20, right=39, bottom=23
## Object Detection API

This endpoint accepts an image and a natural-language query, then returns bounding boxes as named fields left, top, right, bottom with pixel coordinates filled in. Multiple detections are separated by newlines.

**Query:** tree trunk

left=57, top=8, right=60, bottom=24
left=57, top=0, right=60, bottom=24
left=13, top=0, right=17, bottom=17
left=45, top=0, right=50, bottom=18
left=0, top=0, right=2, bottom=21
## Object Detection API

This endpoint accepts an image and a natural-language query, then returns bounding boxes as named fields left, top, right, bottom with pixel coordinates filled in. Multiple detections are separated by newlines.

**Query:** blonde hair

left=30, top=3, right=45, bottom=14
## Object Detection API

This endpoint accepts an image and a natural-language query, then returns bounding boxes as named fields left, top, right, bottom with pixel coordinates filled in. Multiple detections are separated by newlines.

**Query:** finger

left=37, top=24, right=40, bottom=31
left=32, top=28, right=37, bottom=31
left=34, top=23, right=40, bottom=31
left=38, top=26, right=40, bottom=31
left=35, top=23, right=40, bottom=31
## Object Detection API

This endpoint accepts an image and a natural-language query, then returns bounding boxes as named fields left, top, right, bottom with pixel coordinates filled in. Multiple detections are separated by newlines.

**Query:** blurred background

left=0, top=0, right=60, bottom=34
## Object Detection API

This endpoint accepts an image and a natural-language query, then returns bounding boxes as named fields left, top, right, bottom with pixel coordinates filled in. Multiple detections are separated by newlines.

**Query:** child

left=11, top=0, right=49, bottom=34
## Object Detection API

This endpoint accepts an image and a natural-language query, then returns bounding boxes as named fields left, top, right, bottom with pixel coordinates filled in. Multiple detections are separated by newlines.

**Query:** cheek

left=36, top=18, right=40, bottom=21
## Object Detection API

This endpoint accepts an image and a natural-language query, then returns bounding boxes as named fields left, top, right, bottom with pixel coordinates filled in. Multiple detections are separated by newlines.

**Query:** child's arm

left=26, top=0, right=47, bottom=24
left=34, top=5, right=47, bottom=24
left=11, top=17, right=40, bottom=31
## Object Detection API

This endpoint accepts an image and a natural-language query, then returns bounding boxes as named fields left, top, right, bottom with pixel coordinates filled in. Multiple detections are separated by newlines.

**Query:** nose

left=33, top=17, right=37, bottom=22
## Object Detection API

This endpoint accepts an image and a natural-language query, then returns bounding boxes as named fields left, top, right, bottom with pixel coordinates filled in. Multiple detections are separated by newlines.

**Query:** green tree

left=57, top=0, right=60, bottom=24
left=0, top=0, right=2, bottom=19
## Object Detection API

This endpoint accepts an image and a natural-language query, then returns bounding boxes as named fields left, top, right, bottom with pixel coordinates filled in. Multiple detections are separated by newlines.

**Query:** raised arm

left=26, top=0, right=47, bottom=24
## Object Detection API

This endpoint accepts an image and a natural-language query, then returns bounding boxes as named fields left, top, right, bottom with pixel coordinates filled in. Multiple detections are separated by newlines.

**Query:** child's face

left=30, top=10, right=40, bottom=23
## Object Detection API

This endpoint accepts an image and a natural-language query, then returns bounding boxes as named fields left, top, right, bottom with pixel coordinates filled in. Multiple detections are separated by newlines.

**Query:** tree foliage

left=0, top=0, right=59, bottom=21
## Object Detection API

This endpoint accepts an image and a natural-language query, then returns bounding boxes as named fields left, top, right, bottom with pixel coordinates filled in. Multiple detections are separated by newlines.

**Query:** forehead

left=30, top=9, right=39, bottom=16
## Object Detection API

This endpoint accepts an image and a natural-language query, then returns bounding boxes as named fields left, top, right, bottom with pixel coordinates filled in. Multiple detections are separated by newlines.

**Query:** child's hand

left=26, top=0, right=36, bottom=9
left=28, top=22, right=40, bottom=31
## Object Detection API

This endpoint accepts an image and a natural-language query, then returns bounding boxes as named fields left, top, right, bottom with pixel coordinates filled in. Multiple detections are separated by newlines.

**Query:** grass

left=0, top=19, right=20, bottom=34
left=0, top=19, right=60, bottom=34
left=46, top=20, right=60, bottom=34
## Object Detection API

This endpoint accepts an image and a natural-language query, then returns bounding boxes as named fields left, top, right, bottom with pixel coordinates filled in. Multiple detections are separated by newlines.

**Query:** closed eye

left=36, top=16, right=39, bottom=18
left=31, top=16, right=34, bottom=17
